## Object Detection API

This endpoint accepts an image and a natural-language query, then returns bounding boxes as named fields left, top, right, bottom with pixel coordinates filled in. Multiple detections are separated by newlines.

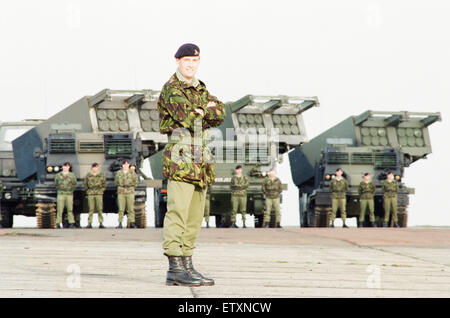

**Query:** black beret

left=175, top=43, right=200, bottom=59
left=235, top=165, right=242, bottom=170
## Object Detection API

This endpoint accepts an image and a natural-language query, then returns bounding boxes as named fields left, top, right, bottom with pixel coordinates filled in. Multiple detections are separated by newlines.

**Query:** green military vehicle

left=12, top=89, right=166, bottom=228
left=288, top=111, right=441, bottom=227
left=0, top=120, right=44, bottom=227
left=151, top=94, right=319, bottom=227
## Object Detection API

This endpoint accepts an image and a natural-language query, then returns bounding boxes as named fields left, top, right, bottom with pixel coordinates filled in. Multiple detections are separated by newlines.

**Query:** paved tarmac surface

left=1, top=227, right=449, bottom=298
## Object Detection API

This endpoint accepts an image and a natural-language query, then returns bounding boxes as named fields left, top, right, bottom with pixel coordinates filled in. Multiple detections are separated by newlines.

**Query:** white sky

left=1, top=0, right=449, bottom=227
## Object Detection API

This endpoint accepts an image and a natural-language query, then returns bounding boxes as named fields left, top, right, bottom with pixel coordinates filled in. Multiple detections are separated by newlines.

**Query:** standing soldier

left=329, top=168, right=349, bottom=228
left=115, top=160, right=138, bottom=229
left=0, top=180, right=3, bottom=228
left=382, top=171, right=400, bottom=228
left=230, top=165, right=249, bottom=228
left=358, top=172, right=376, bottom=228
left=159, top=43, right=226, bottom=287
left=204, top=187, right=210, bottom=228
left=55, top=162, right=77, bottom=229
left=262, top=167, right=283, bottom=228
left=84, top=163, right=106, bottom=229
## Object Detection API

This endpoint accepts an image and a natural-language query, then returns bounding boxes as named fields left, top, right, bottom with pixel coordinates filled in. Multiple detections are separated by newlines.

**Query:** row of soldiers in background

left=54, top=160, right=138, bottom=229
left=203, top=166, right=283, bottom=228
left=330, top=168, right=400, bottom=228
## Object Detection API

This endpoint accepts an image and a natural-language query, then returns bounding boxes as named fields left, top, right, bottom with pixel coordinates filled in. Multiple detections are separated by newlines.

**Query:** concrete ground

left=0, top=227, right=449, bottom=298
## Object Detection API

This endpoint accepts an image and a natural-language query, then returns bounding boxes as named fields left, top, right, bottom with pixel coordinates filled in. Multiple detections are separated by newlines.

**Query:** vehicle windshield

left=0, top=126, right=34, bottom=151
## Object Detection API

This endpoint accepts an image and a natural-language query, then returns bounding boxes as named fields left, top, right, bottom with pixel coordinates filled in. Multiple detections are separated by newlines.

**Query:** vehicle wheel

left=254, top=214, right=264, bottom=228
left=0, top=207, right=13, bottom=228
left=154, top=189, right=167, bottom=228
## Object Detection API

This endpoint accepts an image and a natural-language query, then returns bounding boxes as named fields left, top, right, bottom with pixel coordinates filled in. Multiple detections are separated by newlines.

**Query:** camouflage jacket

left=359, top=181, right=376, bottom=200
left=382, top=180, right=399, bottom=198
left=262, top=177, right=282, bottom=199
left=330, top=177, right=348, bottom=199
left=114, top=170, right=138, bottom=194
left=84, top=172, right=107, bottom=195
left=54, top=172, right=77, bottom=195
left=158, top=72, right=226, bottom=188
left=231, top=175, right=249, bottom=197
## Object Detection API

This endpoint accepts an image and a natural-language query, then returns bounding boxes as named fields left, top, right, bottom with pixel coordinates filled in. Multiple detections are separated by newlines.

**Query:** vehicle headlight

left=4, top=192, right=12, bottom=200
left=130, top=165, right=136, bottom=170
left=325, top=174, right=331, bottom=180
left=54, top=166, right=60, bottom=172
left=395, top=175, right=401, bottom=180
left=47, top=166, right=53, bottom=173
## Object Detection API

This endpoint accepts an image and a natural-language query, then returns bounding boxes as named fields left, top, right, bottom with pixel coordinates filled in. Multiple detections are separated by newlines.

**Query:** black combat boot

left=116, top=223, right=123, bottom=229
left=329, top=221, right=334, bottom=228
left=231, top=223, right=238, bottom=228
left=86, top=224, right=92, bottom=229
left=382, top=222, right=388, bottom=228
left=68, top=224, right=75, bottom=229
left=394, top=223, right=400, bottom=228
left=357, top=221, right=362, bottom=228
left=342, top=222, right=348, bottom=228
left=56, top=224, right=61, bottom=229
left=206, top=221, right=209, bottom=228
left=99, top=223, right=105, bottom=229
left=182, top=256, right=214, bottom=286
left=130, top=222, right=137, bottom=228
left=0, top=224, right=3, bottom=229
left=276, top=222, right=282, bottom=228
left=243, top=221, right=246, bottom=228
left=166, top=256, right=202, bottom=287
left=370, top=222, right=377, bottom=228
left=264, top=223, right=270, bottom=228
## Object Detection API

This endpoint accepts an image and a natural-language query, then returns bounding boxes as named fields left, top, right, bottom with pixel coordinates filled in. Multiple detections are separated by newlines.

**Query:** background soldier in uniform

left=159, top=43, right=225, bottom=287
left=230, top=165, right=249, bottom=228
left=0, top=180, right=3, bottom=228
left=115, top=160, right=138, bottom=229
left=330, top=168, right=349, bottom=228
left=84, top=163, right=106, bottom=229
left=358, top=172, right=376, bottom=228
left=382, top=171, right=400, bottom=228
left=262, top=167, right=283, bottom=228
left=55, top=162, right=77, bottom=229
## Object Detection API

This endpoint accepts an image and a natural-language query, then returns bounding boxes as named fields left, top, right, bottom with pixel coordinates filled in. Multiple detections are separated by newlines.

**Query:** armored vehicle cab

left=289, top=110, right=441, bottom=227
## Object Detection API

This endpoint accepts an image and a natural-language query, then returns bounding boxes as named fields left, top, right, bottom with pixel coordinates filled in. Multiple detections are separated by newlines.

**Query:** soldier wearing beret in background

left=158, top=43, right=226, bottom=286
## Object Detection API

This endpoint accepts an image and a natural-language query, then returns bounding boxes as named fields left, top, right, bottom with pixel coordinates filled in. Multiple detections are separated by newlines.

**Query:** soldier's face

left=236, top=168, right=242, bottom=176
left=62, top=165, right=70, bottom=173
left=268, top=170, right=275, bottom=178
left=336, top=170, right=342, bottom=177
left=364, top=175, right=371, bottom=182
left=387, top=174, right=394, bottom=181
left=176, top=56, right=200, bottom=80
left=92, top=166, right=99, bottom=174
left=122, top=163, right=130, bottom=170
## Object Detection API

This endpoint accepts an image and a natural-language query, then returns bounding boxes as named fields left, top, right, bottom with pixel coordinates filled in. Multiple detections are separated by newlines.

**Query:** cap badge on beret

left=175, top=43, right=200, bottom=58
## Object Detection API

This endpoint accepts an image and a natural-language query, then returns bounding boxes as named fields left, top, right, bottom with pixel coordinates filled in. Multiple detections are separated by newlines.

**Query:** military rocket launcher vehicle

left=12, top=89, right=167, bottom=228
left=288, top=110, right=441, bottom=227
left=0, top=120, right=44, bottom=227
left=151, top=94, right=319, bottom=227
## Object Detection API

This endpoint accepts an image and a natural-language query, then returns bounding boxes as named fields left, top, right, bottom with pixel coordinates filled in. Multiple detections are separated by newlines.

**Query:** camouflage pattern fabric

left=382, top=180, right=399, bottom=198
left=158, top=73, right=226, bottom=189
left=114, top=170, right=138, bottom=194
left=330, top=178, right=348, bottom=199
left=358, top=181, right=376, bottom=200
left=262, top=177, right=282, bottom=199
left=231, top=175, right=249, bottom=197
left=84, top=172, right=107, bottom=195
left=54, top=172, right=77, bottom=195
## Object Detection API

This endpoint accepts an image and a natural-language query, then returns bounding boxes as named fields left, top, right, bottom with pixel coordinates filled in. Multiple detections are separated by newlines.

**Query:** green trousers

left=56, top=194, right=75, bottom=224
left=204, top=196, right=210, bottom=222
left=118, top=193, right=135, bottom=223
left=331, top=198, right=346, bottom=222
left=383, top=196, right=398, bottom=223
left=264, top=197, right=281, bottom=223
left=231, top=195, right=247, bottom=222
left=359, top=199, right=375, bottom=222
left=87, top=195, right=104, bottom=224
left=163, top=180, right=207, bottom=257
